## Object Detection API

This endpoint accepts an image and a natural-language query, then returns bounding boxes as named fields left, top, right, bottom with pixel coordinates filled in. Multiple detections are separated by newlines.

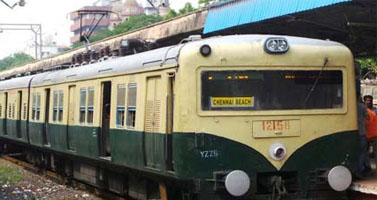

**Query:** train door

left=16, top=91, right=22, bottom=138
left=100, top=81, right=111, bottom=158
left=43, top=88, right=50, bottom=146
left=3, top=92, right=8, bottom=135
left=67, top=85, right=76, bottom=151
left=144, top=76, right=163, bottom=168
left=166, top=73, right=175, bottom=171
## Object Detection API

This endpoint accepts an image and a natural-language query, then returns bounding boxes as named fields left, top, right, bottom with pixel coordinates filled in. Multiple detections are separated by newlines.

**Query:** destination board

left=211, top=97, right=254, bottom=108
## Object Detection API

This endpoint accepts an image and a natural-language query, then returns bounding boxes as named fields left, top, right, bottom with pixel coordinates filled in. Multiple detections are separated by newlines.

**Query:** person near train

left=364, top=95, right=377, bottom=173
left=357, top=95, right=371, bottom=177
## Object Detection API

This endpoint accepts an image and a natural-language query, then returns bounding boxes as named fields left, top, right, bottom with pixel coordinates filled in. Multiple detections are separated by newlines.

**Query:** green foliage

left=72, top=14, right=163, bottom=49
left=0, top=166, right=23, bottom=185
left=357, top=57, right=377, bottom=78
left=0, top=53, right=35, bottom=72
left=110, top=14, right=163, bottom=36
left=179, top=3, right=195, bottom=15
left=164, top=9, right=178, bottom=20
left=198, top=0, right=227, bottom=7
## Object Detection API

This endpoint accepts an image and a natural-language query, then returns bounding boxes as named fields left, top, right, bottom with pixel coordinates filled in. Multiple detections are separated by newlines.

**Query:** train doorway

left=100, top=81, right=111, bottom=158
left=67, top=86, right=76, bottom=151
left=166, top=73, right=175, bottom=171
left=4, top=92, right=8, bottom=135
left=144, top=76, right=163, bottom=168
left=43, top=88, right=50, bottom=146
left=16, top=91, right=22, bottom=138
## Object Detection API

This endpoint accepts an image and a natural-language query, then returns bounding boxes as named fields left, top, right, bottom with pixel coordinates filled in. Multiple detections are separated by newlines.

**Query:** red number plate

left=262, top=120, right=290, bottom=131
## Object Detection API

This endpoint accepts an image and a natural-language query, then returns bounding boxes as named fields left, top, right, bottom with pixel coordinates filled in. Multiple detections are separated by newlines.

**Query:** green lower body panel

left=172, top=131, right=359, bottom=198
left=110, top=129, right=145, bottom=168
left=0, top=119, right=27, bottom=143
left=72, top=126, right=100, bottom=158
left=0, top=119, right=6, bottom=136
left=29, top=122, right=44, bottom=146
left=47, top=124, right=68, bottom=152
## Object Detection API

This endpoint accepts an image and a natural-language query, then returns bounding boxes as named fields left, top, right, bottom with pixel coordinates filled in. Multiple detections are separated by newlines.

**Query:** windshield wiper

left=303, top=57, right=329, bottom=108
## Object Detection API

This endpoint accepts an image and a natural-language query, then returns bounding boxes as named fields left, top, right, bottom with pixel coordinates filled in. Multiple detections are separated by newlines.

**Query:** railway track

left=1, top=153, right=127, bottom=200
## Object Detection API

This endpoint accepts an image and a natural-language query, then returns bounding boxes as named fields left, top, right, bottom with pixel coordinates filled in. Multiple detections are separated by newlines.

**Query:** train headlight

left=224, top=170, right=250, bottom=196
left=200, top=44, right=212, bottom=57
left=327, top=166, right=352, bottom=191
left=264, top=38, right=289, bottom=54
left=269, top=143, right=287, bottom=161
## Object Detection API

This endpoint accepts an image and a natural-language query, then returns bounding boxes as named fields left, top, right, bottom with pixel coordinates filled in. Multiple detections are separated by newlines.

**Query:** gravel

left=0, top=158, right=103, bottom=200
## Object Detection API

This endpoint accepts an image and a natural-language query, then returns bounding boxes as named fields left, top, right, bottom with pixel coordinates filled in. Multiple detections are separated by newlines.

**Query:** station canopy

left=204, top=0, right=377, bottom=56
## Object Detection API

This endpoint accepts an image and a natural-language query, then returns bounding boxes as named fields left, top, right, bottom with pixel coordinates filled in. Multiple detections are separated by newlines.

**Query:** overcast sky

left=0, top=0, right=199, bottom=59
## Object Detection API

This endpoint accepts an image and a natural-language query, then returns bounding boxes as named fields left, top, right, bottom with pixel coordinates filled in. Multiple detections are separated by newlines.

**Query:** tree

left=179, top=3, right=195, bottom=15
left=164, top=9, right=178, bottom=20
left=72, top=14, right=163, bottom=49
left=0, top=53, right=35, bottom=72
left=357, top=57, right=377, bottom=79
left=198, top=0, right=227, bottom=8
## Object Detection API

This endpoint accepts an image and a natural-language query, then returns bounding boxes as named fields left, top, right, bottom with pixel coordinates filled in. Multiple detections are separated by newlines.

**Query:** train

left=0, top=34, right=358, bottom=200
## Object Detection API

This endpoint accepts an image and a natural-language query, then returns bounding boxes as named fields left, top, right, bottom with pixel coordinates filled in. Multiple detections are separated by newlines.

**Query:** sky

left=0, top=0, right=199, bottom=59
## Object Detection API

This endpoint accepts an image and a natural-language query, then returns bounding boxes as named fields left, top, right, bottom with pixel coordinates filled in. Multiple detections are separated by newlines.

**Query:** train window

left=0, top=104, right=2, bottom=117
left=53, top=91, right=58, bottom=121
left=36, top=93, right=41, bottom=120
left=32, top=93, right=36, bottom=120
left=23, top=103, right=27, bottom=120
left=58, top=90, right=64, bottom=122
left=87, top=88, right=94, bottom=124
left=12, top=104, right=15, bottom=119
left=126, top=84, right=137, bottom=128
left=79, top=88, right=86, bottom=124
left=201, top=70, right=343, bottom=111
left=116, top=84, right=126, bottom=127
left=9, top=105, right=11, bottom=118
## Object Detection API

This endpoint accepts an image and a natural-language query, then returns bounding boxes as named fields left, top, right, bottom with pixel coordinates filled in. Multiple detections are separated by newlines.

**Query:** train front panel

left=172, top=35, right=358, bottom=199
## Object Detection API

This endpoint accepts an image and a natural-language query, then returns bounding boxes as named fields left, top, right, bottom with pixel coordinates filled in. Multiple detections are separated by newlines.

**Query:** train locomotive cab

left=172, top=35, right=358, bottom=199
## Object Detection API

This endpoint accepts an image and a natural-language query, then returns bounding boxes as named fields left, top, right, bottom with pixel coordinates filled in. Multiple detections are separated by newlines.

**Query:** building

left=144, top=0, right=170, bottom=17
left=70, top=6, right=112, bottom=44
left=71, top=0, right=173, bottom=44
left=41, top=44, right=69, bottom=59
left=121, top=0, right=144, bottom=20
left=109, top=0, right=125, bottom=29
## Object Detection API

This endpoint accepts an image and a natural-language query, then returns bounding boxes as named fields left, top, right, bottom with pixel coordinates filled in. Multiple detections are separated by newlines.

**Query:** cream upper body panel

left=173, top=35, right=356, bottom=170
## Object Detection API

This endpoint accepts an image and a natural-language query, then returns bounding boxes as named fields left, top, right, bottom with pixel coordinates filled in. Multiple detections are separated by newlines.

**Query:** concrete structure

left=70, top=6, right=112, bottom=43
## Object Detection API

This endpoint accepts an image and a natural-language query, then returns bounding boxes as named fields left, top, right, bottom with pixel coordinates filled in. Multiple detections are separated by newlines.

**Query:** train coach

left=0, top=34, right=358, bottom=200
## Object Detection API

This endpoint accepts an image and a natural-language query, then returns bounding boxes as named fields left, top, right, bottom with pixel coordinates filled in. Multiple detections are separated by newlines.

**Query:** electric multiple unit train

left=0, top=34, right=358, bottom=200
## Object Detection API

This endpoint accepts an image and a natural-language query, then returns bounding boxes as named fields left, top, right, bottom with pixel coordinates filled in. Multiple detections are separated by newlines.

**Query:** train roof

left=0, top=75, right=36, bottom=91
left=30, top=44, right=181, bottom=87
left=0, top=34, right=348, bottom=90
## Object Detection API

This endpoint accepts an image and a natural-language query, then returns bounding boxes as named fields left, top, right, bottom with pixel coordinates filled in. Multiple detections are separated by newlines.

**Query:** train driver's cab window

left=116, top=84, right=126, bottom=127
left=79, top=88, right=86, bottom=123
left=32, top=93, right=41, bottom=121
left=87, top=87, right=94, bottom=124
left=201, top=70, right=343, bottom=111
left=126, top=84, right=137, bottom=128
